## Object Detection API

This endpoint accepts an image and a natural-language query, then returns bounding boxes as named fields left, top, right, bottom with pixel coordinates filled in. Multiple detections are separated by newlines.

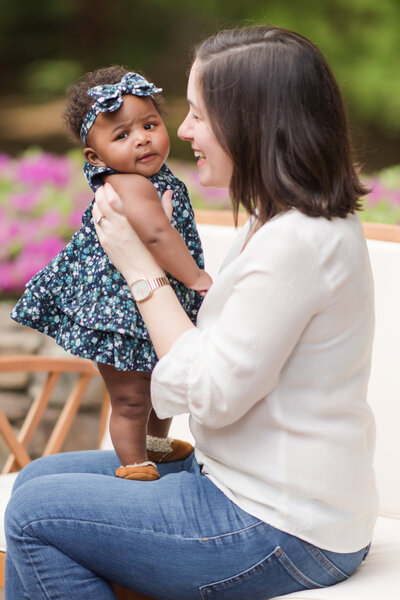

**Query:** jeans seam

left=21, top=531, right=52, bottom=600
left=199, top=545, right=323, bottom=598
left=363, top=543, right=371, bottom=560
left=23, top=516, right=264, bottom=543
left=303, top=542, right=348, bottom=581
left=199, top=546, right=279, bottom=599
left=277, top=547, right=323, bottom=589
left=199, top=520, right=263, bottom=541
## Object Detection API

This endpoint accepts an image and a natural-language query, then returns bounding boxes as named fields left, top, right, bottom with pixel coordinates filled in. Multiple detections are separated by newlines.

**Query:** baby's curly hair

left=63, top=65, right=164, bottom=145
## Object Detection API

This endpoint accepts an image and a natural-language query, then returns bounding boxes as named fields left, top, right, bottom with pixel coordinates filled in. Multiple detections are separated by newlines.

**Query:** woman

left=5, top=26, right=378, bottom=599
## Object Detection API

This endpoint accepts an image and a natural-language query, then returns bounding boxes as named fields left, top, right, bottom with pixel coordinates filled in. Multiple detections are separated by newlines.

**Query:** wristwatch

left=129, top=276, right=170, bottom=302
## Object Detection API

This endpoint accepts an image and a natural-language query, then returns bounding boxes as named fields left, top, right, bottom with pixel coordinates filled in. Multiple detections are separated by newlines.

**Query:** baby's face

left=87, top=95, right=170, bottom=177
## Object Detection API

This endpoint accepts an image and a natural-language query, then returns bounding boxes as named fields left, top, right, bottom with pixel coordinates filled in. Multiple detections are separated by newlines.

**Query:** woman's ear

left=84, top=147, right=106, bottom=167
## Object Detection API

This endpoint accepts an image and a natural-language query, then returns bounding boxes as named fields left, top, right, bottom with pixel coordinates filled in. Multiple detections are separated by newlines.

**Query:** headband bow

left=80, top=72, right=162, bottom=144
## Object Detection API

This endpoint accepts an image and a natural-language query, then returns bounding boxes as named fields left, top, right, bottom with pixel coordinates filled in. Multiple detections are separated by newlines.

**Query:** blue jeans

left=5, top=451, right=369, bottom=600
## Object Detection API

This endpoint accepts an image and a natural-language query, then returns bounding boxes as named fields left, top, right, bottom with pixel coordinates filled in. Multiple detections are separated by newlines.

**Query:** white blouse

left=151, top=209, right=379, bottom=552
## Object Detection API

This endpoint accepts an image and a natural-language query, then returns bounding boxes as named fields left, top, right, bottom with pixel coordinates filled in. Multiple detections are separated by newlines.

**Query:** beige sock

left=146, top=435, right=173, bottom=454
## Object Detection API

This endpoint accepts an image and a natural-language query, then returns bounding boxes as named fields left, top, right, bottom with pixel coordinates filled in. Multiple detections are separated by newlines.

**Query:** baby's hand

left=189, top=269, right=213, bottom=297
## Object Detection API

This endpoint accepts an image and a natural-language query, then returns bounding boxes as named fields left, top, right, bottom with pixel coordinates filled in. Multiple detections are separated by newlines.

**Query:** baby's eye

left=144, top=123, right=156, bottom=130
left=116, top=132, right=128, bottom=140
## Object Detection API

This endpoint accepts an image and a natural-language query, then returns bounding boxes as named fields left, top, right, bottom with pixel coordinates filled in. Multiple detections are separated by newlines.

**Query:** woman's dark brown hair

left=195, top=26, right=368, bottom=224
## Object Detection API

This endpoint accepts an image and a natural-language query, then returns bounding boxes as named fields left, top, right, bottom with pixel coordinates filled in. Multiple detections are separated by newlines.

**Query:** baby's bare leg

left=146, top=376, right=194, bottom=464
left=147, top=410, right=172, bottom=438
left=97, top=363, right=151, bottom=466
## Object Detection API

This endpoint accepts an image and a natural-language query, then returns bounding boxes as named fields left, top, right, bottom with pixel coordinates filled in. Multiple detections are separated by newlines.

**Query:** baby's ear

left=84, top=147, right=106, bottom=168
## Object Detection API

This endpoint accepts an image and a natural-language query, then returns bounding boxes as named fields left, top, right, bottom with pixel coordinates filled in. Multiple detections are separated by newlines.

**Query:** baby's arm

left=105, top=173, right=212, bottom=293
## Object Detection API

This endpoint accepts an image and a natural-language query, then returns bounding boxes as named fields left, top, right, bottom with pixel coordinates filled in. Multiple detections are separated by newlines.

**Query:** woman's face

left=178, top=60, right=233, bottom=189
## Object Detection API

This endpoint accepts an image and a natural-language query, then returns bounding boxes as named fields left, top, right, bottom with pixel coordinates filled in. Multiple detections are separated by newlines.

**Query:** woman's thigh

left=6, top=451, right=367, bottom=600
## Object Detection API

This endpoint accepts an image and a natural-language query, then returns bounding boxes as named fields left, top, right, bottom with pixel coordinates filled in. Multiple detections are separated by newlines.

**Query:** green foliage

left=23, top=59, right=82, bottom=98
left=0, top=0, right=399, bottom=147
left=250, top=0, right=400, bottom=136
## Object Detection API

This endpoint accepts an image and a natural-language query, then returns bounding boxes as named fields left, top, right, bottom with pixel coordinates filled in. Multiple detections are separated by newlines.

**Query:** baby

left=12, top=66, right=212, bottom=481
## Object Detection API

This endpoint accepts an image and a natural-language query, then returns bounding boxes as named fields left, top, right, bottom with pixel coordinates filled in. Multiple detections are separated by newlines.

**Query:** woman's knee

left=5, top=476, right=44, bottom=544
left=12, top=455, right=54, bottom=492
left=12, top=451, right=91, bottom=492
left=4, top=492, right=22, bottom=545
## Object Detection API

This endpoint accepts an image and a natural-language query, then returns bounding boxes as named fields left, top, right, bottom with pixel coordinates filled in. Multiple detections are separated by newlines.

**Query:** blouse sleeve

left=151, top=221, right=327, bottom=428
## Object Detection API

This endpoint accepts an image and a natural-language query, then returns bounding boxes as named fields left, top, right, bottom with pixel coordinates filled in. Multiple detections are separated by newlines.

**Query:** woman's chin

left=198, top=172, right=229, bottom=189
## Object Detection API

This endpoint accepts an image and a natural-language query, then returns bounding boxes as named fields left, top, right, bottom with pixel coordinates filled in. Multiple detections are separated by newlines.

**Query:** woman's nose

left=177, top=113, right=192, bottom=141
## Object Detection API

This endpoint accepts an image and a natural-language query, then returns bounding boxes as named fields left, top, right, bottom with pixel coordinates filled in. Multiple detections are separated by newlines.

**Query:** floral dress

left=11, top=163, right=204, bottom=371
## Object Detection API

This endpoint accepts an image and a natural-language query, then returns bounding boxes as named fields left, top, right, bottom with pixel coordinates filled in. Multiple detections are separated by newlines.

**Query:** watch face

left=132, top=279, right=151, bottom=302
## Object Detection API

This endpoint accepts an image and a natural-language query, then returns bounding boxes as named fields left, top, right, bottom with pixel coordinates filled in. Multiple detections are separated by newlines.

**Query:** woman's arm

left=94, top=187, right=323, bottom=428
left=93, top=183, right=196, bottom=358
left=105, top=173, right=211, bottom=294
left=151, top=259, right=321, bottom=426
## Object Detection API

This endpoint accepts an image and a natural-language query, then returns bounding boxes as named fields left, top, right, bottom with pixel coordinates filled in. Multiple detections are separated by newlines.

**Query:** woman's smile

left=178, top=60, right=233, bottom=189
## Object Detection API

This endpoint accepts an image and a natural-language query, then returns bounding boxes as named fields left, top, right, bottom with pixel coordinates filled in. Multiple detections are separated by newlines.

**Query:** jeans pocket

left=199, top=546, right=322, bottom=600
left=304, top=541, right=367, bottom=584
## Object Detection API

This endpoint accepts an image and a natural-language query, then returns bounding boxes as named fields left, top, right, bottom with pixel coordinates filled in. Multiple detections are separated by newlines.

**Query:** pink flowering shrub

left=361, top=166, right=400, bottom=225
left=0, top=149, right=92, bottom=295
left=0, top=149, right=399, bottom=296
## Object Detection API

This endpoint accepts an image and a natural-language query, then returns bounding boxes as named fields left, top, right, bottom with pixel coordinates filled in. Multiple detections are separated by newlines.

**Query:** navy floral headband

left=80, top=72, right=162, bottom=145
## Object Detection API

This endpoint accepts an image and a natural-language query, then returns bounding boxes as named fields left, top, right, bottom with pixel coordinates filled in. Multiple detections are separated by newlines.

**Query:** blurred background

left=1, top=0, right=400, bottom=298
left=1, top=0, right=400, bottom=167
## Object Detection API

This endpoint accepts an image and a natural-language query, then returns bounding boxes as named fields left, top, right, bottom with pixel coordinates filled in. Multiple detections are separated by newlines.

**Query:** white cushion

left=0, top=472, right=17, bottom=552
left=197, top=223, right=240, bottom=280
left=366, top=240, right=400, bottom=516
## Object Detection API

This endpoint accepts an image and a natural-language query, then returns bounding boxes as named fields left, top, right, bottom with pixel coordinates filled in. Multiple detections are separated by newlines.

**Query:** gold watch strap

left=147, top=276, right=170, bottom=291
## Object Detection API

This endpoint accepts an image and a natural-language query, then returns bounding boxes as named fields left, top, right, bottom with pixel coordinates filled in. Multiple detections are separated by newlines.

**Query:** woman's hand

left=93, top=183, right=164, bottom=283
